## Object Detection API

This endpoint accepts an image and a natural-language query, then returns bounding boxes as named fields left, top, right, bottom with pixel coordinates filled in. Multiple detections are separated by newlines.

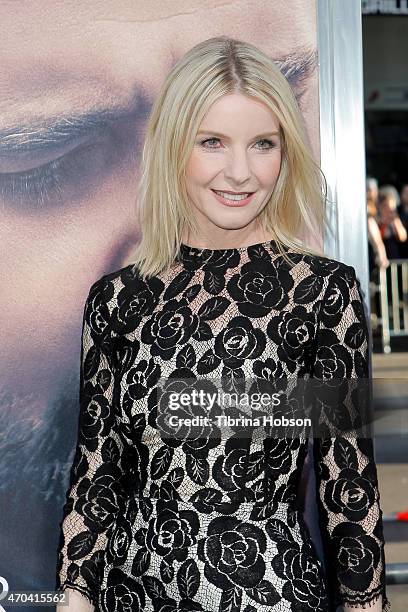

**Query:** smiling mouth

left=211, top=189, right=256, bottom=206
left=211, top=189, right=255, bottom=201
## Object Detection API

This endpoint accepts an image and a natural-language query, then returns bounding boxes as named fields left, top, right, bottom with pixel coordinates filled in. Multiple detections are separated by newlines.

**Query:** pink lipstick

left=211, top=189, right=255, bottom=207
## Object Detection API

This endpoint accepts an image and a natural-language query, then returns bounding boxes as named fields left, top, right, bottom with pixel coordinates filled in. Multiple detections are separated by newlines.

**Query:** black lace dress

left=55, top=240, right=390, bottom=612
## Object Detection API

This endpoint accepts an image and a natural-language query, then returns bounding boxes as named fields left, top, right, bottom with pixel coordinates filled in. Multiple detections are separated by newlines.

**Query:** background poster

left=0, top=1, right=319, bottom=609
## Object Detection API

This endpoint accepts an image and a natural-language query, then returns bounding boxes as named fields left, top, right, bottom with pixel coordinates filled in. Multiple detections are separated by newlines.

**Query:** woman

left=378, top=185, right=407, bottom=260
left=366, top=178, right=389, bottom=280
left=55, top=36, right=389, bottom=612
left=398, top=183, right=408, bottom=258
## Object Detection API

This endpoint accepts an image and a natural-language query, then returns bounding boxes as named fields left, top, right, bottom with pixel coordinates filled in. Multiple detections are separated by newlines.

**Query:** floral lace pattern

left=55, top=240, right=390, bottom=611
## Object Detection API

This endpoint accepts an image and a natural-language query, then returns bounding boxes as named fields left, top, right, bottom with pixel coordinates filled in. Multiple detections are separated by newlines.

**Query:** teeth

left=214, top=190, right=251, bottom=201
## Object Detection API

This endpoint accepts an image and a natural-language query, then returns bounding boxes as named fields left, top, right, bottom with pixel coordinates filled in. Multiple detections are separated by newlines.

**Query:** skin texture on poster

left=0, top=0, right=319, bottom=607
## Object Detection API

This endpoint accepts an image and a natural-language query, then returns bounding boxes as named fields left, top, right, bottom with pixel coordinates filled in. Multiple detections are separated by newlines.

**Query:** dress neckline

left=176, top=239, right=280, bottom=270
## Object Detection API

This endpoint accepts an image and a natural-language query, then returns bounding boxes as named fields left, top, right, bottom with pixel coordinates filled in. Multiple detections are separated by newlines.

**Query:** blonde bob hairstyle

left=131, top=35, right=329, bottom=280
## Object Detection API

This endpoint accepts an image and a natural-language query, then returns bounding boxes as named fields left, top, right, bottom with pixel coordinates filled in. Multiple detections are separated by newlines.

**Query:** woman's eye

left=199, top=137, right=276, bottom=150
left=200, top=138, right=220, bottom=148
left=256, top=139, right=276, bottom=149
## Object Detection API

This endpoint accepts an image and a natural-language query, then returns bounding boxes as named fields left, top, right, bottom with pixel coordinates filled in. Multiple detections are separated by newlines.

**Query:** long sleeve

left=311, top=265, right=390, bottom=611
left=55, top=277, right=127, bottom=607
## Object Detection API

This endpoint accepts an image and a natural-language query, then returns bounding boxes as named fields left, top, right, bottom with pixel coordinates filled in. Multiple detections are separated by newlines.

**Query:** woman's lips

left=211, top=189, right=255, bottom=207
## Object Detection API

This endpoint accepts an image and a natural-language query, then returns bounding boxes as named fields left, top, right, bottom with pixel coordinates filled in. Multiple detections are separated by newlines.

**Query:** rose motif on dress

left=313, top=333, right=354, bottom=378
left=122, top=358, right=161, bottom=412
left=319, top=275, right=352, bottom=330
left=280, top=547, right=325, bottom=611
left=252, top=355, right=286, bottom=379
left=267, top=306, right=316, bottom=373
left=198, top=515, right=266, bottom=589
left=269, top=518, right=327, bottom=611
left=322, top=438, right=377, bottom=522
left=75, top=464, right=123, bottom=533
left=214, top=316, right=266, bottom=366
left=213, top=436, right=248, bottom=500
left=106, top=520, right=133, bottom=565
left=154, top=377, right=222, bottom=470
left=307, top=257, right=340, bottom=278
left=333, top=523, right=381, bottom=592
left=145, top=499, right=200, bottom=563
left=85, top=278, right=113, bottom=341
left=325, top=471, right=376, bottom=522
left=227, top=258, right=294, bottom=317
left=100, top=568, right=146, bottom=612
left=78, top=381, right=113, bottom=451
left=112, top=273, right=164, bottom=334
left=141, top=298, right=199, bottom=360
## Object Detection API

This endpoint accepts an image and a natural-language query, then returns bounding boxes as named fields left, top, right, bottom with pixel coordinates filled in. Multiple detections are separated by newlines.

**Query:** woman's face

left=184, top=93, right=282, bottom=244
left=379, top=197, right=396, bottom=222
left=366, top=184, right=378, bottom=203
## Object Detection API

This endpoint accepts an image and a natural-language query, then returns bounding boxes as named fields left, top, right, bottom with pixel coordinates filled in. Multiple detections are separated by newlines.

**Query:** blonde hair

left=378, top=185, right=400, bottom=209
left=131, top=35, right=329, bottom=280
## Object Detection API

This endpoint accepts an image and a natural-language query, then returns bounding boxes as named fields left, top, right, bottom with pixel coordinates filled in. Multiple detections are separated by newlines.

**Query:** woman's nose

left=223, top=149, right=251, bottom=184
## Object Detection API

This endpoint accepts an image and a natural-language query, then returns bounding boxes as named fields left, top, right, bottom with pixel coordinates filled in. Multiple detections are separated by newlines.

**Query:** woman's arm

left=311, top=266, right=390, bottom=612
left=56, top=588, right=94, bottom=612
left=391, top=215, right=407, bottom=242
left=367, top=217, right=389, bottom=268
left=55, top=276, right=128, bottom=607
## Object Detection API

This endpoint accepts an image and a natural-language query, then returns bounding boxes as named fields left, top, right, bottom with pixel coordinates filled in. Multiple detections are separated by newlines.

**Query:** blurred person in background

left=367, top=177, right=389, bottom=280
left=377, top=186, right=407, bottom=313
left=378, top=185, right=407, bottom=260
left=367, top=176, right=379, bottom=208
left=366, top=177, right=388, bottom=329
left=398, top=183, right=408, bottom=258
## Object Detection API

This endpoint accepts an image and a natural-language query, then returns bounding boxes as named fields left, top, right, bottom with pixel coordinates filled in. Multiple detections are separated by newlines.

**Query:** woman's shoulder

left=87, top=262, right=142, bottom=295
left=85, top=262, right=166, bottom=330
left=82, top=264, right=139, bottom=323
left=292, top=250, right=358, bottom=288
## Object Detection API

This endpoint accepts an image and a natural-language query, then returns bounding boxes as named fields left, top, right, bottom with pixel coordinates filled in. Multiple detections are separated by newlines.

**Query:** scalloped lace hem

left=57, top=581, right=97, bottom=608
left=335, top=590, right=391, bottom=611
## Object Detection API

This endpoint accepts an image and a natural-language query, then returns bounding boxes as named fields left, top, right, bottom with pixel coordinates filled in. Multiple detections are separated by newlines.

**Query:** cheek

left=185, top=152, right=216, bottom=187
left=254, top=153, right=282, bottom=187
